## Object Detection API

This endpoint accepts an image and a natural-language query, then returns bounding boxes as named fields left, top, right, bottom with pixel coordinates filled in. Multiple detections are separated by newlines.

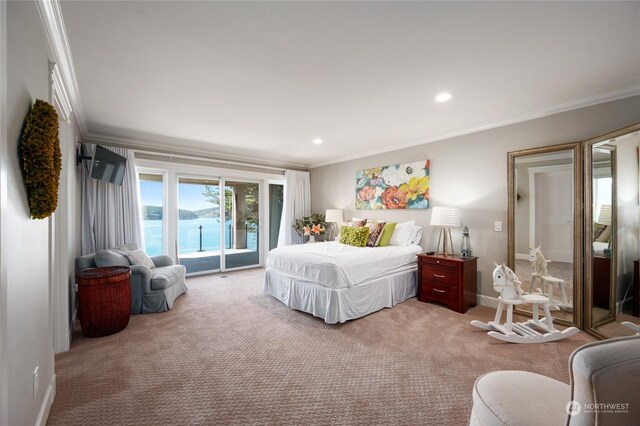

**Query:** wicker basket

left=77, top=266, right=132, bottom=337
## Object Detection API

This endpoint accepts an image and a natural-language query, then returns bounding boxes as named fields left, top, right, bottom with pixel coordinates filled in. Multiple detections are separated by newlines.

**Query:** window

left=139, top=173, right=165, bottom=256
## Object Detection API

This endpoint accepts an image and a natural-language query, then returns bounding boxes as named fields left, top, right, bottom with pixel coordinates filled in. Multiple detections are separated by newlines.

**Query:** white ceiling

left=59, top=1, right=640, bottom=169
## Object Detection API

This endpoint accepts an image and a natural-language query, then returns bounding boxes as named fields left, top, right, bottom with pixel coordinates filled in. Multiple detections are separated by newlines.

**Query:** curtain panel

left=277, top=170, right=311, bottom=247
left=81, top=144, right=144, bottom=254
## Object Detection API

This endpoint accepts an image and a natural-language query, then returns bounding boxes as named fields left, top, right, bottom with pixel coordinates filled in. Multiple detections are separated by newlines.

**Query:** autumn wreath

left=20, top=99, right=61, bottom=219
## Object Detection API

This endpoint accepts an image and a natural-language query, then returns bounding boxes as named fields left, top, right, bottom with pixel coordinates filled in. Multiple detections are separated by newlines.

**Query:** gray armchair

left=470, top=336, right=640, bottom=425
left=76, top=243, right=187, bottom=314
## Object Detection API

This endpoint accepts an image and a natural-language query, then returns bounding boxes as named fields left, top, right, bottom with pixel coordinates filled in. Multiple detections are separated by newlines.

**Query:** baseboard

left=515, top=253, right=529, bottom=261
left=477, top=294, right=499, bottom=308
left=35, top=374, right=56, bottom=426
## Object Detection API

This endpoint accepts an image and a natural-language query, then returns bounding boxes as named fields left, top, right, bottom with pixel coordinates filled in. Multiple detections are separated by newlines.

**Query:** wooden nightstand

left=417, top=254, right=478, bottom=313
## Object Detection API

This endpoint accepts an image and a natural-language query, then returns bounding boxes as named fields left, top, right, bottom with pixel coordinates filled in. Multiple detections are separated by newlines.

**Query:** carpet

left=48, top=268, right=594, bottom=425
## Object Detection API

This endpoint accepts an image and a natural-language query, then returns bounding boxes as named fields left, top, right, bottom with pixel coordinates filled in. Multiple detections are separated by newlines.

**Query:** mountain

left=178, top=209, right=198, bottom=220
left=142, top=205, right=217, bottom=220
left=194, top=207, right=219, bottom=218
left=142, top=205, right=162, bottom=220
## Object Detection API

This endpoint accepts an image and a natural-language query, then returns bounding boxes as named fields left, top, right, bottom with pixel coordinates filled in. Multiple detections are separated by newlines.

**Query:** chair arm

left=151, top=255, right=175, bottom=267
left=130, top=265, right=153, bottom=294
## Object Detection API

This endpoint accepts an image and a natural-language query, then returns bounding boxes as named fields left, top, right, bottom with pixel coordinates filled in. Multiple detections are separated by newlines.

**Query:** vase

left=308, top=235, right=316, bottom=243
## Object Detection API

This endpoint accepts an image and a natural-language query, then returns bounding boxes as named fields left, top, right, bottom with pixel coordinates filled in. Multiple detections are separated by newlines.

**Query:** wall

left=310, top=95, right=640, bottom=298
left=613, top=133, right=640, bottom=305
left=1, top=1, right=80, bottom=424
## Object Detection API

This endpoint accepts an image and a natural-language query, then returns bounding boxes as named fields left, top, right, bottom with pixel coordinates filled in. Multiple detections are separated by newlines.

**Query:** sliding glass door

left=224, top=181, right=260, bottom=269
left=177, top=178, right=222, bottom=273
left=138, top=164, right=284, bottom=275
left=176, top=177, right=261, bottom=274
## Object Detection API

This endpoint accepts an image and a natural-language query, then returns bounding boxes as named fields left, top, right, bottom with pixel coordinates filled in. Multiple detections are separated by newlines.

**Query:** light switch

left=494, top=221, right=503, bottom=232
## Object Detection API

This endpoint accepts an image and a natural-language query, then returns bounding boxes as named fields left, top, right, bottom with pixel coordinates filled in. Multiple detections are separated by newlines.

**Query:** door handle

left=433, top=288, right=446, bottom=293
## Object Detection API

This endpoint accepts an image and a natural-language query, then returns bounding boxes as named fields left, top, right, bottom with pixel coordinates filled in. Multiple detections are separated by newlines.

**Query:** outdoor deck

left=179, top=248, right=259, bottom=273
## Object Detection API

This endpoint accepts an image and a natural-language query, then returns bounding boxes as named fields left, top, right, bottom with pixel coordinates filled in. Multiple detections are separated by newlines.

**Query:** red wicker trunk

left=77, top=266, right=131, bottom=337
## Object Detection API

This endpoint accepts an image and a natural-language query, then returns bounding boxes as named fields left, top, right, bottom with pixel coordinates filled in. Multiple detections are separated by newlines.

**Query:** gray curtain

left=81, top=144, right=144, bottom=254
left=277, top=170, right=310, bottom=247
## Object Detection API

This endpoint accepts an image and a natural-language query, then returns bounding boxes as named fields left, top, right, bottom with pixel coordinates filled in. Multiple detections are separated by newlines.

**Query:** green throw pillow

left=339, top=226, right=370, bottom=247
left=377, top=223, right=397, bottom=247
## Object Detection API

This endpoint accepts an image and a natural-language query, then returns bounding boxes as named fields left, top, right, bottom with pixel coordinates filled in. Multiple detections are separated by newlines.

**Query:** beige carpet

left=48, top=268, right=594, bottom=425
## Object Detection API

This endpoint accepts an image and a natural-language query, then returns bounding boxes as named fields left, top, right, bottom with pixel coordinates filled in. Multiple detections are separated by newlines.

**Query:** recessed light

left=435, top=92, right=452, bottom=102
left=313, top=138, right=323, bottom=145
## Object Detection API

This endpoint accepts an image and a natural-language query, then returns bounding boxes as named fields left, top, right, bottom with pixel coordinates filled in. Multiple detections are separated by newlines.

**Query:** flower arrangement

left=294, top=213, right=327, bottom=236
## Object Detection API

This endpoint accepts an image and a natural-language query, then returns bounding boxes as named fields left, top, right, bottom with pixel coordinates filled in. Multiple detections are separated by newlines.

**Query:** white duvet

left=266, top=241, right=422, bottom=289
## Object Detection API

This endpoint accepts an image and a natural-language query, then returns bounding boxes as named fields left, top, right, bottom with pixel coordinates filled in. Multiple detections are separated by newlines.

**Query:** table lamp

left=325, top=209, right=343, bottom=241
left=430, top=206, right=461, bottom=256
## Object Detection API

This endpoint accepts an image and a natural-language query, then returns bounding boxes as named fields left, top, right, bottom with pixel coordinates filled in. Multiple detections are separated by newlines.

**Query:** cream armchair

left=470, top=336, right=640, bottom=425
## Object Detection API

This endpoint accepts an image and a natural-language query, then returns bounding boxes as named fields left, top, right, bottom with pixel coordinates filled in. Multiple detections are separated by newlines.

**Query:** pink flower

left=311, top=224, right=323, bottom=235
left=303, top=226, right=311, bottom=236
left=358, top=186, right=376, bottom=201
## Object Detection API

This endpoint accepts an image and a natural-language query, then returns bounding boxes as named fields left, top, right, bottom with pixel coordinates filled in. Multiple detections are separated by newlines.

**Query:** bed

left=263, top=241, right=423, bottom=323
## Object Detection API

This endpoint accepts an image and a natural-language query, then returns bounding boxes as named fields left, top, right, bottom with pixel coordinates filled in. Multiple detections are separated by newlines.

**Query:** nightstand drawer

left=422, top=282, right=458, bottom=305
left=421, top=264, right=459, bottom=287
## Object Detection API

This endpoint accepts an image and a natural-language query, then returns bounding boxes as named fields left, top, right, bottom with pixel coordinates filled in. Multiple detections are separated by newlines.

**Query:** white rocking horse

left=621, top=322, right=640, bottom=335
left=528, top=247, right=569, bottom=308
left=470, top=263, right=579, bottom=343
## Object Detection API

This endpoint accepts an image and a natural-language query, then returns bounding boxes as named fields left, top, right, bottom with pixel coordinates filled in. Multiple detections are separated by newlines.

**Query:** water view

left=143, top=218, right=258, bottom=257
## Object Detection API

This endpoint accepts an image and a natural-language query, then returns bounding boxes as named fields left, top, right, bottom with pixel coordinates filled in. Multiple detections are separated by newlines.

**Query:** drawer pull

left=433, top=274, right=446, bottom=278
left=433, top=288, right=446, bottom=293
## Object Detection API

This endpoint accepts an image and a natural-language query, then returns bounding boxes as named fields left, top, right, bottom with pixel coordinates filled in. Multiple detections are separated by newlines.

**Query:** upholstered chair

left=470, top=336, right=640, bottom=425
left=76, top=243, right=187, bottom=314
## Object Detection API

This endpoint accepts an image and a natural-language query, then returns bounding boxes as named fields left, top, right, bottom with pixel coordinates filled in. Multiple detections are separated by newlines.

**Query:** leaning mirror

left=585, top=122, right=640, bottom=338
left=508, top=142, right=582, bottom=327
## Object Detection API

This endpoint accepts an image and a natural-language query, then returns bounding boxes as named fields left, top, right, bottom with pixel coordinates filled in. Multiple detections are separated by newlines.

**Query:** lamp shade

left=430, top=207, right=461, bottom=228
left=325, top=209, right=343, bottom=223
left=597, top=204, right=612, bottom=226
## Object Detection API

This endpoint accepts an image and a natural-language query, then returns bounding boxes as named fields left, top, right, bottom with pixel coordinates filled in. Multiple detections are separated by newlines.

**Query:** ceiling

left=59, top=1, right=640, bottom=169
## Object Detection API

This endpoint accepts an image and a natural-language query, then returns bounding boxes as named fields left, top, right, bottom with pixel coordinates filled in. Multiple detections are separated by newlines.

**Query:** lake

left=143, top=218, right=257, bottom=257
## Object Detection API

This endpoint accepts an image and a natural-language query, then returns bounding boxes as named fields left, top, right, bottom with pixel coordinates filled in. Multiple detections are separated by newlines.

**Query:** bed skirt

left=263, top=267, right=417, bottom=324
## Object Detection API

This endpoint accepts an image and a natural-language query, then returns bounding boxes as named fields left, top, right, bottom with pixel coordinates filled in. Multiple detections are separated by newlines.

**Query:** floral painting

left=355, top=160, right=430, bottom=209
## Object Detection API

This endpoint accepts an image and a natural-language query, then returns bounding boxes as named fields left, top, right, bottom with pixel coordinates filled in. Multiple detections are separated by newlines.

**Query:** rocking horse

left=528, top=247, right=569, bottom=308
left=470, top=263, right=579, bottom=343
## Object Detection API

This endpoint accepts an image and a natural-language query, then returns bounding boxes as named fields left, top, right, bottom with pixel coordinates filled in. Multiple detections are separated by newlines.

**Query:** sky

left=139, top=180, right=220, bottom=212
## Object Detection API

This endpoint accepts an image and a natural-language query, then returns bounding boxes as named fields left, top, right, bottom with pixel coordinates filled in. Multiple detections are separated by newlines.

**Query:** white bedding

left=266, top=241, right=422, bottom=289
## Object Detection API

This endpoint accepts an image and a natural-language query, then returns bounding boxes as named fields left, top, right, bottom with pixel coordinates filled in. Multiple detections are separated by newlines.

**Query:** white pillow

left=124, top=249, right=155, bottom=269
left=388, top=220, right=415, bottom=246
left=408, top=225, right=423, bottom=245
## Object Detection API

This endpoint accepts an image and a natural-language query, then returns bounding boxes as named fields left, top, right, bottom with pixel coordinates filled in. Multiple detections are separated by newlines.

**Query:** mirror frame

left=508, top=142, right=583, bottom=328
left=584, top=122, right=640, bottom=339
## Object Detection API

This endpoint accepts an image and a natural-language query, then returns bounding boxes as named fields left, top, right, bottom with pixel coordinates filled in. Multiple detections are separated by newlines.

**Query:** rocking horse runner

left=470, top=263, right=579, bottom=343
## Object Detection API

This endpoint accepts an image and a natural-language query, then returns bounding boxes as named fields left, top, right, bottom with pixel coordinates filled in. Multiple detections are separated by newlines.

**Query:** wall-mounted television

left=90, top=145, right=127, bottom=185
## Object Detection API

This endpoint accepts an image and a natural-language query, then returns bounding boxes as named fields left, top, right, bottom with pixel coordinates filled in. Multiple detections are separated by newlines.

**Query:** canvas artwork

left=355, top=160, right=430, bottom=209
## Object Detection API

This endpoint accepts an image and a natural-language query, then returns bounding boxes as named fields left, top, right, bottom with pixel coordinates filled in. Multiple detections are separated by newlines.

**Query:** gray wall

left=310, top=95, right=640, bottom=298
left=2, top=1, right=81, bottom=424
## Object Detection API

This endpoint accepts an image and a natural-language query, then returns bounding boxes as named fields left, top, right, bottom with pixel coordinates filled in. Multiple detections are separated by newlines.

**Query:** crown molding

left=308, top=85, right=640, bottom=169
left=37, top=0, right=86, bottom=136
left=83, top=132, right=308, bottom=172
left=49, top=63, right=72, bottom=123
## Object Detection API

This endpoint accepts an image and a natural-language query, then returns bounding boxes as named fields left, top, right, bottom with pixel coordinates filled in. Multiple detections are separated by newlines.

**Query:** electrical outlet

left=33, top=366, right=39, bottom=398
left=494, top=221, right=503, bottom=232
